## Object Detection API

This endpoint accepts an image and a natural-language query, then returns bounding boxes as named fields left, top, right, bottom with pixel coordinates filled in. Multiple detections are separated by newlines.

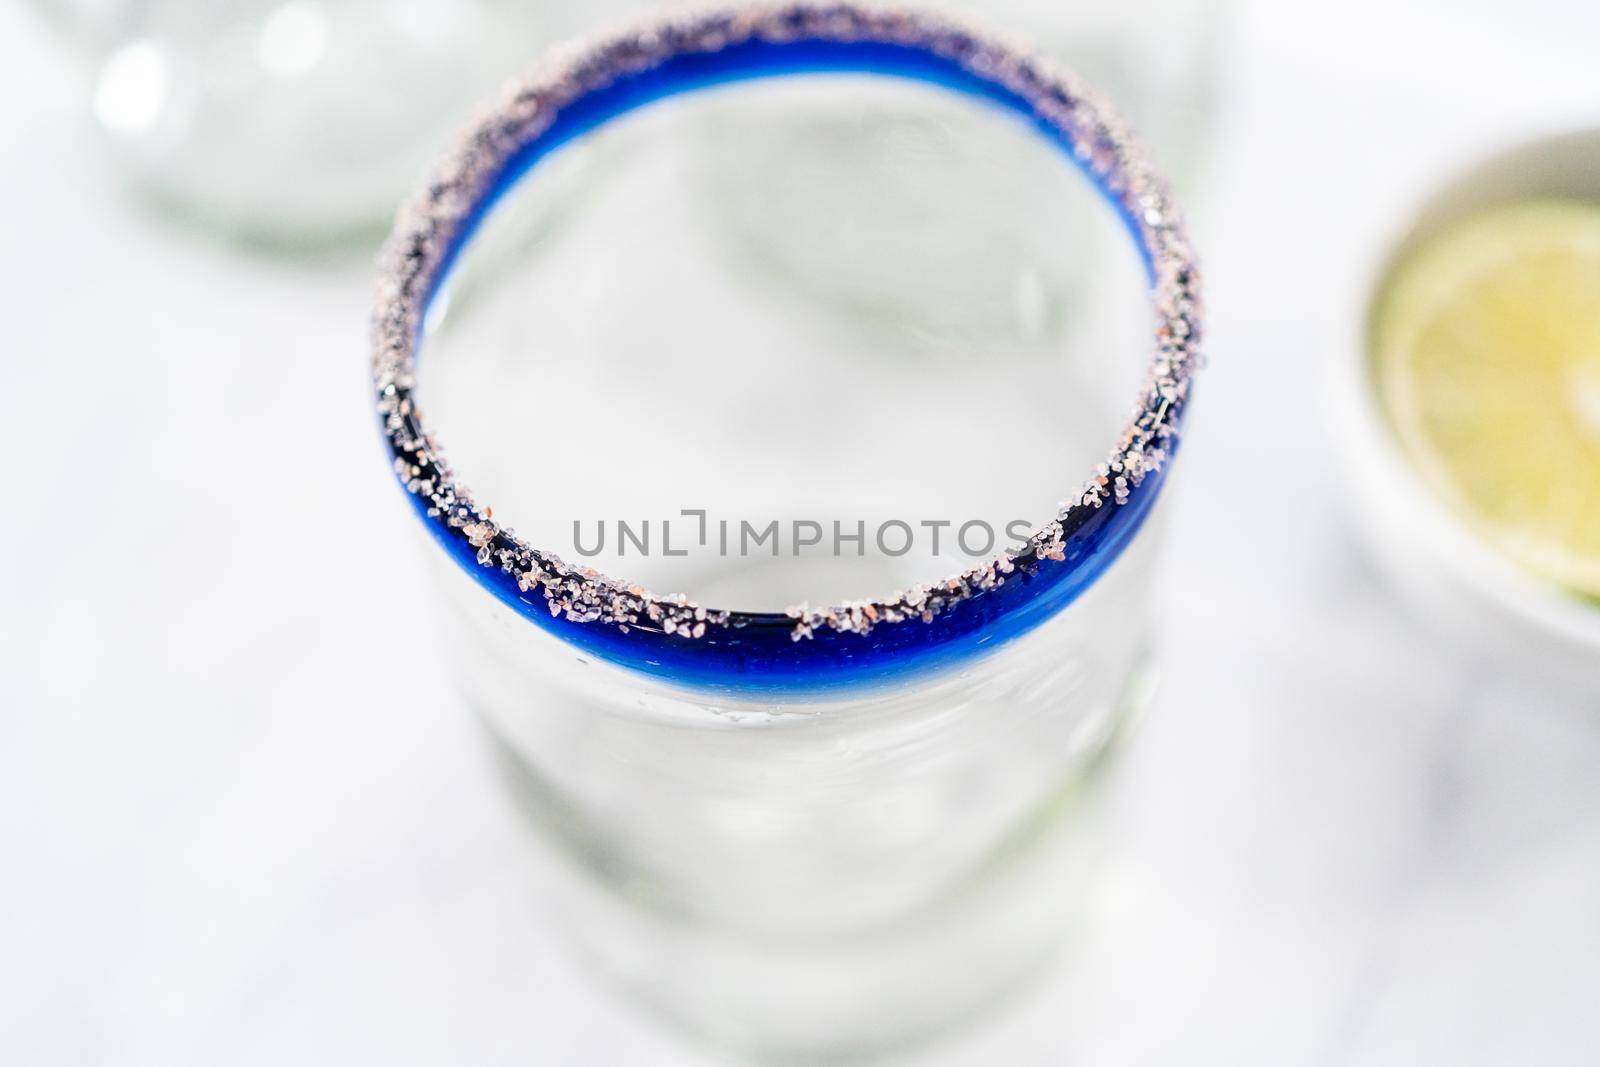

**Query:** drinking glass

left=372, top=5, right=1203, bottom=1060
left=68, top=0, right=634, bottom=247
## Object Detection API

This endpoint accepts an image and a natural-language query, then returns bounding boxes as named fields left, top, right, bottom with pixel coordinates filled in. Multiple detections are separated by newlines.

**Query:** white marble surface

left=2, top=2, right=1598, bottom=1064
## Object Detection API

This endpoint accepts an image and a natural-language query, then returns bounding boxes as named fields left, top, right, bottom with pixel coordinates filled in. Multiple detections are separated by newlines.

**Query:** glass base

left=481, top=656, right=1155, bottom=1063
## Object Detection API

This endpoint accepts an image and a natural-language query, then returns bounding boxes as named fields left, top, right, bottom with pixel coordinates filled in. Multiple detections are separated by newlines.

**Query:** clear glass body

left=434, top=523, right=1156, bottom=1059
left=414, top=62, right=1191, bottom=1064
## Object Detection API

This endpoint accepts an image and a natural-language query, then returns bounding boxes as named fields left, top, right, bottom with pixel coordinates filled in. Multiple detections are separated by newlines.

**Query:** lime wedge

left=1372, top=200, right=1600, bottom=599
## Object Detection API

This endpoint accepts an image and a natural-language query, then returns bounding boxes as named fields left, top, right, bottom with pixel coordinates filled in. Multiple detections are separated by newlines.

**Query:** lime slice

left=1372, top=200, right=1600, bottom=599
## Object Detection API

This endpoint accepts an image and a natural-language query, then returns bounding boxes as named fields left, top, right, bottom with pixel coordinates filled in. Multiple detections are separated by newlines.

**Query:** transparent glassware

left=66, top=0, right=635, bottom=248
left=372, top=6, right=1203, bottom=1060
left=693, top=0, right=1222, bottom=347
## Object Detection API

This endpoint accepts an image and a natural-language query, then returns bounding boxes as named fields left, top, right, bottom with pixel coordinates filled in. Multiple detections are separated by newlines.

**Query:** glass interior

left=419, top=75, right=1151, bottom=612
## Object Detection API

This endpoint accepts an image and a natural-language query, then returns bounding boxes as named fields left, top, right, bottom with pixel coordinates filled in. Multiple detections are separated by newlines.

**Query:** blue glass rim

left=371, top=3, right=1203, bottom=696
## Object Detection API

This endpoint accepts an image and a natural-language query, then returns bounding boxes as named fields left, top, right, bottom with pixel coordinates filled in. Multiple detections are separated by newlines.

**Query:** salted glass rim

left=371, top=2, right=1203, bottom=693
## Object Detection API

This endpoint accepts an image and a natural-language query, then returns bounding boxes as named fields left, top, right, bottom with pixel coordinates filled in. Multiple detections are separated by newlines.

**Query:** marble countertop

left=2, top=2, right=1596, bottom=1064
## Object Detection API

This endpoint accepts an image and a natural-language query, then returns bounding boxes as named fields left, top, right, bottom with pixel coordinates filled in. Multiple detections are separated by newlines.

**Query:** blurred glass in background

left=699, top=0, right=1223, bottom=354
left=31, top=0, right=636, bottom=248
